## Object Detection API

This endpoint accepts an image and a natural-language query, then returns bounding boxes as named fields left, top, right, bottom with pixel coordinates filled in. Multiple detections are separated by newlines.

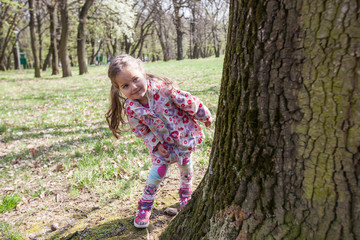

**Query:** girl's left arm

left=170, top=88, right=211, bottom=122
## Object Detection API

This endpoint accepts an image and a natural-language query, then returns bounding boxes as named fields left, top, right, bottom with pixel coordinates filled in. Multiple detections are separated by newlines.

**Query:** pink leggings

left=139, top=152, right=193, bottom=209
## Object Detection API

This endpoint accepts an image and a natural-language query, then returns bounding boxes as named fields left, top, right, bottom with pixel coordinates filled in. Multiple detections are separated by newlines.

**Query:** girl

left=106, top=54, right=212, bottom=228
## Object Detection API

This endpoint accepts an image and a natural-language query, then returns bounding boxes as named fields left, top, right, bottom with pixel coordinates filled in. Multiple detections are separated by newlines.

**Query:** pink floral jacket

left=125, top=78, right=211, bottom=154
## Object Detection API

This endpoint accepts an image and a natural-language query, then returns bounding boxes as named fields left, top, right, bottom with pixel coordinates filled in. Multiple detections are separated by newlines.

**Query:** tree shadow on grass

left=0, top=124, right=114, bottom=169
left=2, top=121, right=109, bottom=142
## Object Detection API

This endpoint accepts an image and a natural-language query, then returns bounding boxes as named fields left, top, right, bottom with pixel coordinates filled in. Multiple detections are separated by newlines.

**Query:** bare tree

left=153, top=0, right=172, bottom=61
left=129, top=0, right=156, bottom=59
left=28, top=0, right=41, bottom=77
left=0, top=1, right=21, bottom=70
left=161, top=0, right=360, bottom=239
left=59, top=0, right=72, bottom=77
left=188, top=0, right=200, bottom=59
left=204, top=0, right=228, bottom=57
left=77, top=0, right=95, bottom=75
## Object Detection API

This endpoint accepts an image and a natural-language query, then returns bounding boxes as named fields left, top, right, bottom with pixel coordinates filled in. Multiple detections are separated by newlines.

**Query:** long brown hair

left=106, top=54, right=175, bottom=138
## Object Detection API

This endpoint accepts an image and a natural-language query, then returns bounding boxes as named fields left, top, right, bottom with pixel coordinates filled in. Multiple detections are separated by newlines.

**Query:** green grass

left=0, top=56, right=223, bottom=204
left=0, top=193, right=22, bottom=213
left=0, top=222, right=23, bottom=240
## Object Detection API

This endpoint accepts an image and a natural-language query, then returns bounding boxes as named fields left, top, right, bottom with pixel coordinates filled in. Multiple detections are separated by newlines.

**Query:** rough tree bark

left=28, top=0, right=41, bottom=77
left=77, top=0, right=95, bottom=75
left=161, top=0, right=360, bottom=239
left=59, top=0, right=72, bottom=77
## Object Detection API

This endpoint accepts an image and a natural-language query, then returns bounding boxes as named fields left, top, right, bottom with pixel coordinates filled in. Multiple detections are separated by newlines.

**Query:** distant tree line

left=0, top=0, right=228, bottom=77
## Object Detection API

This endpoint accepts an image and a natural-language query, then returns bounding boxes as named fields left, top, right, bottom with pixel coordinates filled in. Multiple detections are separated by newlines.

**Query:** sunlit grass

left=0, top=193, right=22, bottom=214
left=0, top=57, right=223, bottom=205
left=0, top=222, right=23, bottom=240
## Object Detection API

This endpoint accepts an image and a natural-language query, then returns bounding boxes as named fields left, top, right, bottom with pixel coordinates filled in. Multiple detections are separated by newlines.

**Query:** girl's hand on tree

left=157, top=143, right=170, bottom=158
left=204, top=118, right=213, bottom=127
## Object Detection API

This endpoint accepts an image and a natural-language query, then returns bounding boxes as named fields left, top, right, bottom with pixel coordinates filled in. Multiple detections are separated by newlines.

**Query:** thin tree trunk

left=90, top=37, right=95, bottom=65
left=28, top=0, right=41, bottom=77
left=172, top=0, right=184, bottom=60
left=111, top=38, right=117, bottom=58
left=12, top=42, right=20, bottom=70
left=6, top=50, right=11, bottom=69
left=48, top=1, right=59, bottom=75
left=124, top=35, right=131, bottom=54
left=161, top=0, right=360, bottom=239
left=77, top=0, right=94, bottom=75
left=42, top=44, right=51, bottom=71
left=0, top=10, right=17, bottom=71
left=155, top=26, right=169, bottom=61
left=36, top=0, right=42, bottom=66
left=59, top=0, right=72, bottom=77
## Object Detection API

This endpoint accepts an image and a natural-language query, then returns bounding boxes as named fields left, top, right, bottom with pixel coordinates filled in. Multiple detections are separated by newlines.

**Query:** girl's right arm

left=126, top=109, right=161, bottom=153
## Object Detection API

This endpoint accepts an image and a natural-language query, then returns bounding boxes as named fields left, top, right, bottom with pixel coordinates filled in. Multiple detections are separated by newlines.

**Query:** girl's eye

left=133, top=78, right=138, bottom=82
left=122, top=85, right=128, bottom=89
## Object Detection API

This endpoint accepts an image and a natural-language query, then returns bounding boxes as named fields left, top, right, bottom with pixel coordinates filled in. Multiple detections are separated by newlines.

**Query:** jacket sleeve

left=126, top=107, right=160, bottom=153
left=170, top=88, right=211, bottom=122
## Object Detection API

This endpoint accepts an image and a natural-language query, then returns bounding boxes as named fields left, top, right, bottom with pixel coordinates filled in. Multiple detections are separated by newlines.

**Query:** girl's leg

left=135, top=159, right=169, bottom=228
left=178, top=156, right=193, bottom=210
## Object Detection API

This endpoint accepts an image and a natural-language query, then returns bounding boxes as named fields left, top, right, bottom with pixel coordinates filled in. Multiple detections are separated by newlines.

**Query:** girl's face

left=115, top=64, right=148, bottom=104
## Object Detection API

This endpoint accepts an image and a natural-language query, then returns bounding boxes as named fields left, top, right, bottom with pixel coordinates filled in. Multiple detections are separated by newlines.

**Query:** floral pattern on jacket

left=125, top=78, right=211, bottom=154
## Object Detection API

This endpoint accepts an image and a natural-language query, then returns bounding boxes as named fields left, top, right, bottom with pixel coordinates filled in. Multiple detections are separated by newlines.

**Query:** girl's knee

left=149, top=164, right=168, bottom=181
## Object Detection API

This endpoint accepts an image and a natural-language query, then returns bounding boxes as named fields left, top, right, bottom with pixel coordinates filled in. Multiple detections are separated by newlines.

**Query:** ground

left=1, top=160, right=206, bottom=239
left=0, top=57, right=222, bottom=239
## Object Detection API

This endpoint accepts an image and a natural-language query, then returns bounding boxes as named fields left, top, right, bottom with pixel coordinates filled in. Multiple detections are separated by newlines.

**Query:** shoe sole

left=134, top=219, right=149, bottom=228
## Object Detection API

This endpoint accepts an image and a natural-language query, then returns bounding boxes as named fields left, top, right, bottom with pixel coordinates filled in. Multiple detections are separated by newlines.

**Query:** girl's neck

left=138, top=96, right=148, bottom=106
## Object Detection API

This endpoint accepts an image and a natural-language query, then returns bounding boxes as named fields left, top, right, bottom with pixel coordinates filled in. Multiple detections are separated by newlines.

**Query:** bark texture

left=161, top=0, right=360, bottom=239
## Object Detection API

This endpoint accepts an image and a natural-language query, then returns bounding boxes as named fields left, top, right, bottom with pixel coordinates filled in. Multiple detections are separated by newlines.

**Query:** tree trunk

left=190, top=1, right=199, bottom=59
left=0, top=4, right=18, bottom=71
left=161, top=0, right=360, bottom=239
left=48, top=1, right=59, bottom=75
left=155, top=26, right=170, bottom=61
left=124, top=35, right=131, bottom=54
left=59, top=0, right=72, bottom=77
left=90, top=37, right=95, bottom=65
left=111, top=38, right=117, bottom=58
left=28, top=0, right=41, bottom=77
left=42, top=44, right=52, bottom=71
left=77, top=0, right=94, bottom=75
left=36, top=0, right=42, bottom=66
left=12, top=42, right=20, bottom=70
left=172, top=0, right=184, bottom=60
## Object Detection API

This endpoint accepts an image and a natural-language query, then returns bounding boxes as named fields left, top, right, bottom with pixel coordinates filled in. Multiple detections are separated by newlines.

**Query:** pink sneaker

left=134, top=200, right=152, bottom=228
left=179, top=188, right=192, bottom=210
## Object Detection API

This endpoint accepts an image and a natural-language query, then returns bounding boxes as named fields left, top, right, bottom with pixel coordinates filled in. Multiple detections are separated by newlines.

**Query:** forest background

left=0, top=0, right=229, bottom=75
